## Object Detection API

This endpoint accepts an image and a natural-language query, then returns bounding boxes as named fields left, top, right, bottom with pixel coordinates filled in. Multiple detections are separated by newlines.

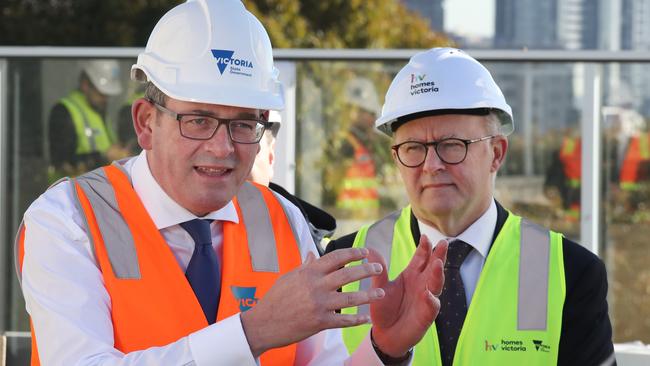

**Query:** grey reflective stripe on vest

left=517, top=218, right=550, bottom=330
left=236, top=182, right=280, bottom=272
left=14, top=221, right=26, bottom=285
left=356, top=210, right=401, bottom=316
left=74, top=168, right=141, bottom=279
left=272, top=190, right=308, bottom=261
left=14, top=177, right=83, bottom=284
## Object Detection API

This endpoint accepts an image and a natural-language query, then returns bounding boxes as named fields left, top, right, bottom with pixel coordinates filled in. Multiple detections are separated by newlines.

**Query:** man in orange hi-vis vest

left=15, top=1, right=448, bottom=365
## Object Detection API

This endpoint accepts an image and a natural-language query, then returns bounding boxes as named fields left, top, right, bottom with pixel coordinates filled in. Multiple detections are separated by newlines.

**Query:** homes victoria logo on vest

left=532, top=339, right=551, bottom=353
left=484, top=339, right=528, bottom=352
left=231, top=286, right=259, bottom=311
left=409, top=73, right=438, bottom=96
left=211, top=49, right=254, bottom=77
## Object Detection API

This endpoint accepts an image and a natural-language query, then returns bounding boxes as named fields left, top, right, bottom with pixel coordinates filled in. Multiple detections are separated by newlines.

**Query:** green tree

left=245, top=0, right=451, bottom=48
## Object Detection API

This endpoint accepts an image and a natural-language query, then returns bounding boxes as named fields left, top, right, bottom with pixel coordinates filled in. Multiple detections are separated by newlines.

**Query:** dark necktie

left=436, top=239, right=474, bottom=366
left=180, top=219, right=220, bottom=324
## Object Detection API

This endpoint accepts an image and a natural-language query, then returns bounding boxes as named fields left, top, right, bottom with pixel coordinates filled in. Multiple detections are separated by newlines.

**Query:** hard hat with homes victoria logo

left=375, top=48, right=513, bottom=137
left=131, top=0, right=284, bottom=111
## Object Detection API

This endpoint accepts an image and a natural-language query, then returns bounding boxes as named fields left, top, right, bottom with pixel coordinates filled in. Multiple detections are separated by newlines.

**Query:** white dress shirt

left=417, top=199, right=497, bottom=306
left=21, top=151, right=385, bottom=366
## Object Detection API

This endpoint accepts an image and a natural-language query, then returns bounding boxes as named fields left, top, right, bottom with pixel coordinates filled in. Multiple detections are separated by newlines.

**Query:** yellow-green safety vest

left=59, top=90, right=114, bottom=155
left=341, top=206, right=565, bottom=365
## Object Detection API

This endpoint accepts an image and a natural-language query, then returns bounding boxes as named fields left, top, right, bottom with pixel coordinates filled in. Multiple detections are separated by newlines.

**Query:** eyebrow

left=186, top=109, right=260, bottom=119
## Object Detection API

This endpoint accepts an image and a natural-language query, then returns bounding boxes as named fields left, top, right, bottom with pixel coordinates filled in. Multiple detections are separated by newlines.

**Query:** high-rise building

left=401, top=0, right=444, bottom=31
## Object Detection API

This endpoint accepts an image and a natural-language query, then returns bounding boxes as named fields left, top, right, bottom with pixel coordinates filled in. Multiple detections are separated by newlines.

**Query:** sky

left=444, top=0, right=495, bottom=38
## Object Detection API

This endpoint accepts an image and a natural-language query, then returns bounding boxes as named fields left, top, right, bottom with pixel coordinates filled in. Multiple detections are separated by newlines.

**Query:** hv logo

left=211, top=49, right=254, bottom=75
left=532, top=339, right=551, bottom=352
left=231, top=286, right=259, bottom=312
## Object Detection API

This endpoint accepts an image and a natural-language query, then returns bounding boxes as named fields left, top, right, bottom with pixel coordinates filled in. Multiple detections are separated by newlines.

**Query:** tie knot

left=180, top=219, right=213, bottom=247
left=446, top=240, right=473, bottom=268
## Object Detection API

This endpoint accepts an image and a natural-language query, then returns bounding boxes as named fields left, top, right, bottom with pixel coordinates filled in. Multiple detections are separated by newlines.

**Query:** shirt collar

left=127, top=151, right=239, bottom=230
left=417, top=199, right=497, bottom=259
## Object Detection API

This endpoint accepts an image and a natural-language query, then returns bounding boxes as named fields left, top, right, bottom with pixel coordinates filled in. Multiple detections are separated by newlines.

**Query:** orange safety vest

left=558, top=137, right=581, bottom=188
left=620, top=133, right=650, bottom=191
left=336, top=133, right=379, bottom=210
left=16, top=163, right=301, bottom=365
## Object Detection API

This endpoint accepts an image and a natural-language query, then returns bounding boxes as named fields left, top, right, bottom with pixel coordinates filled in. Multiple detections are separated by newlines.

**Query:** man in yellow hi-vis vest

left=48, top=59, right=126, bottom=181
left=327, top=48, right=615, bottom=366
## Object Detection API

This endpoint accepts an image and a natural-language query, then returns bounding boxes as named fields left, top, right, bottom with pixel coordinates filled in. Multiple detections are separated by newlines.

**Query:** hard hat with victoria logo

left=131, top=0, right=283, bottom=111
left=375, top=48, right=513, bottom=137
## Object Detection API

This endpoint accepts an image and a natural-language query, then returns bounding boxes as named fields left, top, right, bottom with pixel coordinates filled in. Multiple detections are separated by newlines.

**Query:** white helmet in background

left=345, top=77, right=381, bottom=116
left=131, top=0, right=284, bottom=111
left=81, top=59, right=123, bottom=96
left=267, top=110, right=282, bottom=137
left=375, top=48, right=513, bottom=137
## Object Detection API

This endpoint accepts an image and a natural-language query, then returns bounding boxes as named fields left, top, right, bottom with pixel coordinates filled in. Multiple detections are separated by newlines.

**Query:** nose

left=203, top=123, right=235, bottom=157
left=422, top=145, right=445, bottom=173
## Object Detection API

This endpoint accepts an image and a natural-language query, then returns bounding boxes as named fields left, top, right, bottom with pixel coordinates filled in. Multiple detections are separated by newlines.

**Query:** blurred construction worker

left=16, top=1, right=448, bottom=365
left=327, top=48, right=615, bottom=366
left=48, top=59, right=125, bottom=181
left=250, top=110, right=337, bottom=253
left=336, top=78, right=384, bottom=218
left=619, top=131, right=650, bottom=221
left=117, top=85, right=146, bottom=155
left=544, top=136, right=581, bottom=221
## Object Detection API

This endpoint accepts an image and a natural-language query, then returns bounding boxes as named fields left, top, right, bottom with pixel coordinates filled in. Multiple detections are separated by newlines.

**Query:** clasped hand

left=241, top=235, right=447, bottom=358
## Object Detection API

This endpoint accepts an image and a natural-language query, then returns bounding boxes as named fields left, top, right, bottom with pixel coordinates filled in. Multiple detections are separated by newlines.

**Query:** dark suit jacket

left=326, top=201, right=615, bottom=365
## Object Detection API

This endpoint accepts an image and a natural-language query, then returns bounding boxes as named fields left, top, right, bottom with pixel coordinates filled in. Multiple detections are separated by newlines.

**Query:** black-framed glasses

left=148, top=99, right=271, bottom=144
left=392, top=135, right=497, bottom=167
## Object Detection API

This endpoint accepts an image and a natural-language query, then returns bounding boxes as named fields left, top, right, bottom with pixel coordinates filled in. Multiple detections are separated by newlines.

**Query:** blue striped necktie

left=180, top=219, right=220, bottom=324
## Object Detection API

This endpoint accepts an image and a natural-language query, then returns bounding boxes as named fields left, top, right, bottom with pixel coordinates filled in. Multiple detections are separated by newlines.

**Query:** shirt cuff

left=188, top=313, right=258, bottom=366
left=348, top=333, right=412, bottom=366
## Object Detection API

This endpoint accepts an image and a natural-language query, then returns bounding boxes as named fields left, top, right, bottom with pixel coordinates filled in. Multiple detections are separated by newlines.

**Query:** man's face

left=137, top=98, right=261, bottom=216
left=392, top=114, right=507, bottom=227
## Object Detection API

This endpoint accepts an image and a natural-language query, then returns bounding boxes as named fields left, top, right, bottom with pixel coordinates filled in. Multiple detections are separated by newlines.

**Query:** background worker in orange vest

left=619, top=131, right=650, bottom=221
left=336, top=78, right=387, bottom=219
left=250, top=111, right=337, bottom=253
left=16, top=1, right=448, bottom=365
left=544, top=136, right=582, bottom=221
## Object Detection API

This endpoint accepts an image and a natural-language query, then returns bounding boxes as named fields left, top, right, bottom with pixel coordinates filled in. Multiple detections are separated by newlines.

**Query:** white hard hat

left=81, top=59, right=123, bottom=96
left=376, top=48, right=513, bottom=137
left=345, top=77, right=381, bottom=116
left=131, top=0, right=283, bottom=111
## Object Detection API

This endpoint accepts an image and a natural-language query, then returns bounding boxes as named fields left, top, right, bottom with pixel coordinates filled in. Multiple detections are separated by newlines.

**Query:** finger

left=324, top=261, right=383, bottom=289
left=423, top=240, right=448, bottom=296
left=327, top=288, right=386, bottom=310
left=432, top=239, right=448, bottom=265
left=304, top=251, right=317, bottom=265
left=367, top=247, right=389, bottom=290
left=316, top=247, right=369, bottom=273
left=421, top=289, right=441, bottom=324
left=404, top=234, right=434, bottom=275
left=324, top=312, right=371, bottom=329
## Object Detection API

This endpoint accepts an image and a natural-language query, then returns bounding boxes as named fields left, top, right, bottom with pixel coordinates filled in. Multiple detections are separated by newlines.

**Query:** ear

left=132, top=98, right=155, bottom=150
left=268, top=139, right=276, bottom=166
left=261, top=110, right=270, bottom=121
left=490, top=136, right=508, bottom=173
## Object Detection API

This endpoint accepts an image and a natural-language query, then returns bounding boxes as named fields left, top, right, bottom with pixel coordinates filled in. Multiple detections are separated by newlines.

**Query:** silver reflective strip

left=357, top=210, right=400, bottom=316
left=75, top=168, right=141, bottom=279
left=272, top=191, right=305, bottom=260
left=518, top=218, right=550, bottom=330
left=13, top=221, right=25, bottom=285
left=237, top=182, right=279, bottom=272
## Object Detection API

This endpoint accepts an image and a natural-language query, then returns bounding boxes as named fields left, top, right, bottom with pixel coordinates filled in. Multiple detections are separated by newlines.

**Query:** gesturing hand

left=241, top=247, right=386, bottom=357
left=370, top=235, right=448, bottom=358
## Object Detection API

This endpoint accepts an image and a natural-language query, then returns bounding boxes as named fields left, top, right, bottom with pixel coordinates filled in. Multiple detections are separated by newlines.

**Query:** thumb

left=367, top=247, right=388, bottom=290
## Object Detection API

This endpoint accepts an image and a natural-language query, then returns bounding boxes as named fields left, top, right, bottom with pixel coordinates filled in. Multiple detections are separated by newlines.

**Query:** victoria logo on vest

left=231, top=286, right=259, bottom=311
